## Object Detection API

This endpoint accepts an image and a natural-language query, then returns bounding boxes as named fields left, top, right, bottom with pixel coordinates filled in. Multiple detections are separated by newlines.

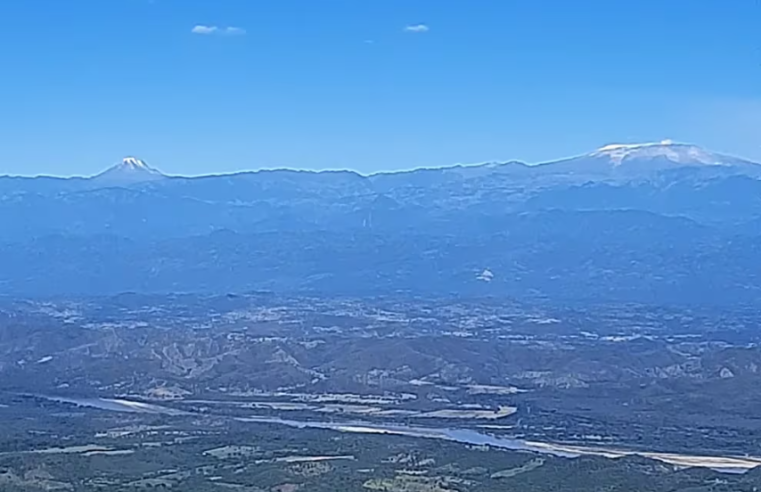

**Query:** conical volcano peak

left=92, top=156, right=166, bottom=183
left=120, top=156, right=152, bottom=170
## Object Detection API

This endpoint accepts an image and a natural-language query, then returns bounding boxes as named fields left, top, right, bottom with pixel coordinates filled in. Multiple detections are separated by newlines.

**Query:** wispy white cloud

left=191, top=25, right=218, bottom=35
left=404, top=24, right=429, bottom=33
left=191, top=25, right=246, bottom=36
left=223, top=27, right=246, bottom=36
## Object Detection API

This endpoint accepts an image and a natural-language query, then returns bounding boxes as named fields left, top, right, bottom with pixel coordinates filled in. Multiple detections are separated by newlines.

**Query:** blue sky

left=1, top=0, right=759, bottom=176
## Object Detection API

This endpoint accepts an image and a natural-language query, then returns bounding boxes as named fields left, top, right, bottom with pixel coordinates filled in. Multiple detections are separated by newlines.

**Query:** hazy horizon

left=1, top=0, right=758, bottom=176
left=5, top=139, right=758, bottom=179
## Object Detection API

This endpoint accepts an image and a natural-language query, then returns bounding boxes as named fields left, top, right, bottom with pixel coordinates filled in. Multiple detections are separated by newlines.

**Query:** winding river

left=36, top=395, right=761, bottom=473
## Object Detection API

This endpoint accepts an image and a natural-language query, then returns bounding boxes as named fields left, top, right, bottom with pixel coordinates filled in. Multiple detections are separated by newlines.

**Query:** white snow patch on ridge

left=591, top=140, right=730, bottom=166
left=597, top=140, right=674, bottom=153
left=121, top=157, right=151, bottom=169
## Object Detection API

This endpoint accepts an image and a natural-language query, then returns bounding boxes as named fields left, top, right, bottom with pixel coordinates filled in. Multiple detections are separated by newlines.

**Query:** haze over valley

left=1, top=139, right=761, bottom=490
left=1, top=1, right=758, bottom=489
left=2, top=141, right=761, bottom=305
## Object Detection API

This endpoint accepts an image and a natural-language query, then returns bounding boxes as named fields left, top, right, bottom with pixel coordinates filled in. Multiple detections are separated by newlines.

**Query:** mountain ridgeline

left=4, top=142, right=761, bottom=304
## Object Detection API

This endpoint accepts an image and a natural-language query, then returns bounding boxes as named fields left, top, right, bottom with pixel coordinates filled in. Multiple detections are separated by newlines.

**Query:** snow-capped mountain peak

left=535, top=140, right=761, bottom=178
left=92, top=156, right=166, bottom=183
left=589, top=140, right=738, bottom=166
left=120, top=157, right=152, bottom=170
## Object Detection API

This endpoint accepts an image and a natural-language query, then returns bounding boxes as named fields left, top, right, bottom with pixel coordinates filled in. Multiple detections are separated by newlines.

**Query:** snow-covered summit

left=120, top=157, right=153, bottom=170
left=92, top=157, right=166, bottom=184
left=538, top=140, right=760, bottom=178
left=589, top=140, right=744, bottom=166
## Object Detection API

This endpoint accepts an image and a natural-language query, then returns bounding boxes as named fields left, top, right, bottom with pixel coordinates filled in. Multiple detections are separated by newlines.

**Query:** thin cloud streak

left=223, top=27, right=246, bottom=36
left=191, top=25, right=218, bottom=35
left=191, top=25, right=246, bottom=36
left=404, top=24, right=429, bottom=33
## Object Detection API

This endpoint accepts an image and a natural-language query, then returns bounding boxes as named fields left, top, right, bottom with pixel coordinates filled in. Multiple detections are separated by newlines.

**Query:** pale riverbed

left=36, top=395, right=761, bottom=473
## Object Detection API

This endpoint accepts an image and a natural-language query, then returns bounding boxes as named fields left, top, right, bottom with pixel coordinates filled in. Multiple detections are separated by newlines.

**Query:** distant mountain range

left=3, top=141, right=761, bottom=304
left=9, top=140, right=761, bottom=184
